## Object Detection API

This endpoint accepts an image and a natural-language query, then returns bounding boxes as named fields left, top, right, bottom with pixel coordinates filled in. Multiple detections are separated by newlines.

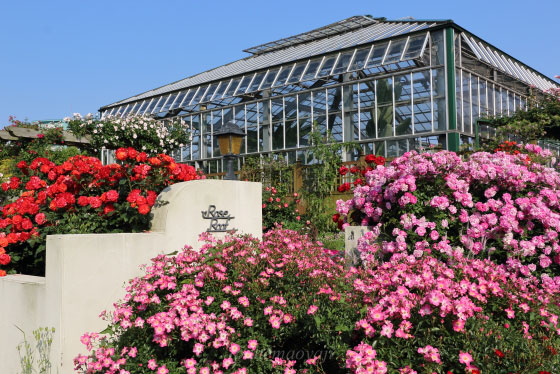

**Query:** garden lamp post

left=215, top=120, right=245, bottom=180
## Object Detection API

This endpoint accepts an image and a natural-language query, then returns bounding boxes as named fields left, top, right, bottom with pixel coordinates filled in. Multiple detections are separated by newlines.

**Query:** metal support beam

left=445, top=27, right=459, bottom=152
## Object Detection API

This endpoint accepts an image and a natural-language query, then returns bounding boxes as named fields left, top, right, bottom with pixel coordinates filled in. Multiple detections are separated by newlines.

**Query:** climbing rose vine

left=0, top=147, right=203, bottom=276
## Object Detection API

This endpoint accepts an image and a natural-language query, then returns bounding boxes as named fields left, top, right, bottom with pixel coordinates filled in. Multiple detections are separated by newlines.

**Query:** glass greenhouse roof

left=101, top=16, right=441, bottom=111
left=100, top=15, right=559, bottom=116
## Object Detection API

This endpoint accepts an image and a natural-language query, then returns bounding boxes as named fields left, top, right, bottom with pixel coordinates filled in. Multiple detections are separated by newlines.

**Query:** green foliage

left=480, top=89, right=560, bottom=151
left=301, top=130, right=356, bottom=234
left=16, top=326, right=55, bottom=374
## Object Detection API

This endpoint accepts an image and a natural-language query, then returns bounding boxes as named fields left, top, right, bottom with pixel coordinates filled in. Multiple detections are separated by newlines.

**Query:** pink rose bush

left=75, top=228, right=560, bottom=373
left=336, top=146, right=560, bottom=277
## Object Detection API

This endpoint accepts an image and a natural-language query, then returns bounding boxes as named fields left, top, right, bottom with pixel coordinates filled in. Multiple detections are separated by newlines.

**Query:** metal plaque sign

left=201, top=205, right=237, bottom=233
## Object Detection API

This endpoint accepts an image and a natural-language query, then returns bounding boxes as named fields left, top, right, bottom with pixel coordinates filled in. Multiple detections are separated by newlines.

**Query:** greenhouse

left=99, top=15, right=559, bottom=172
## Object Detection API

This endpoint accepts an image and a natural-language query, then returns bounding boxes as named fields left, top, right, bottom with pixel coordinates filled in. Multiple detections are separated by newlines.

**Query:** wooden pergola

left=0, top=126, right=91, bottom=145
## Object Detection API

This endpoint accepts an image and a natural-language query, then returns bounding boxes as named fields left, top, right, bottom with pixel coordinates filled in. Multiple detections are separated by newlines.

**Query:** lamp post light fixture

left=214, top=120, right=245, bottom=180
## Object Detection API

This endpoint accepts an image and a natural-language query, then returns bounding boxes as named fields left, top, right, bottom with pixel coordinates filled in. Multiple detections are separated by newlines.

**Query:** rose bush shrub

left=335, top=145, right=560, bottom=278
left=262, top=186, right=305, bottom=232
left=0, top=147, right=203, bottom=276
left=75, top=229, right=560, bottom=373
left=67, top=114, right=190, bottom=156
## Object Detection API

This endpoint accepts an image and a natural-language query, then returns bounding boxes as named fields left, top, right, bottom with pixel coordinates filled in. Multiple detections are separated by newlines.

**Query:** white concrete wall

left=45, top=232, right=168, bottom=373
left=0, top=275, right=46, bottom=374
left=0, top=180, right=262, bottom=374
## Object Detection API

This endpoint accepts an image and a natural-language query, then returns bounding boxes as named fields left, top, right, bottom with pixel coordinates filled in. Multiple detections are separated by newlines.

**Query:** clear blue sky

left=1, top=0, right=558, bottom=127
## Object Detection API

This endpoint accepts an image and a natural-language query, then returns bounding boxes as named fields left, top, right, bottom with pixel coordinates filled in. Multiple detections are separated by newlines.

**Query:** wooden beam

left=0, top=130, right=18, bottom=141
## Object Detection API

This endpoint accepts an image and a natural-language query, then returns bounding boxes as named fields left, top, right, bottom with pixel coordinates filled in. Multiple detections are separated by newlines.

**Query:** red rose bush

left=0, top=147, right=203, bottom=276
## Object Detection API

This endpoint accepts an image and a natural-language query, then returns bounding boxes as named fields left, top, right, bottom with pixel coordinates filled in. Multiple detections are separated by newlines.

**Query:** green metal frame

left=445, top=27, right=459, bottom=152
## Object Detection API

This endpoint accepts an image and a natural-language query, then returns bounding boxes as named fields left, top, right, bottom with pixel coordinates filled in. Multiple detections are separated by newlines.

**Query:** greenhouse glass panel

left=178, top=89, right=195, bottom=107
left=272, top=121, right=284, bottom=150
left=272, top=65, right=293, bottom=88
left=191, top=115, right=201, bottom=159
left=246, top=103, right=258, bottom=153
left=394, top=74, right=412, bottom=102
left=480, top=80, right=487, bottom=116
left=471, top=77, right=479, bottom=131
left=142, top=99, right=156, bottom=115
left=234, top=106, right=246, bottom=154
left=395, top=103, right=412, bottom=135
left=258, top=102, right=270, bottom=152
left=432, top=68, right=446, bottom=131
left=349, top=46, right=371, bottom=71
left=225, top=78, right=241, bottom=98
left=317, top=54, right=338, bottom=78
left=151, top=96, right=166, bottom=114
left=301, top=58, right=322, bottom=81
left=508, top=91, right=514, bottom=114
left=330, top=114, right=343, bottom=142
left=332, top=51, right=354, bottom=74
left=212, top=81, right=229, bottom=101
left=462, top=73, right=471, bottom=133
left=402, top=33, right=428, bottom=60
left=169, top=91, right=186, bottom=110
left=414, top=100, right=432, bottom=133
left=287, top=62, right=307, bottom=84
left=191, top=86, right=209, bottom=106
left=360, top=111, right=375, bottom=139
left=412, top=71, right=431, bottom=99
left=247, top=72, right=266, bottom=93
left=359, top=81, right=375, bottom=109
left=312, top=89, right=327, bottom=118
left=235, top=74, right=253, bottom=95
left=284, top=94, right=298, bottom=120
left=121, top=104, right=132, bottom=117
left=383, top=39, right=407, bottom=64
left=298, top=92, right=312, bottom=146
left=377, top=78, right=393, bottom=138
left=260, top=68, right=280, bottom=90
left=366, top=42, right=389, bottom=67
left=203, top=83, right=219, bottom=102
left=138, top=99, right=155, bottom=115
left=202, top=113, right=212, bottom=158
left=488, top=83, right=495, bottom=116
left=501, top=90, right=508, bottom=115
left=299, top=117, right=312, bottom=146
left=387, top=140, right=398, bottom=157
left=160, top=93, right=177, bottom=113
left=495, top=87, right=502, bottom=115
left=271, top=98, right=284, bottom=121
left=327, top=87, right=342, bottom=112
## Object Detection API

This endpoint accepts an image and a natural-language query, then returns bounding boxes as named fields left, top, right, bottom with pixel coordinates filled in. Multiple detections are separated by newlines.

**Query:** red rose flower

left=106, top=190, right=119, bottom=202
left=138, top=204, right=150, bottom=215
left=136, top=152, right=148, bottom=162
left=35, top=213, right=46, bottom=225
left=0, top=253, right=11, bottom=265
left=339, top=166, right=348, bottom=175
left=127, top=148, right=137, bottom=159
left=115, top=148, right=128, bottom=161
left=148, top=157, right=162, bottom=166
left=77, top=196, right=89, bottom=207
left=103, top=204, right=115, bottom=215
left=494, top=349, right=505, bottom=358
left=332, top=213, right=340, bottom=223
left=89, top=196, right=102, bottom=209
left=365, top=154, right=376, bottom=163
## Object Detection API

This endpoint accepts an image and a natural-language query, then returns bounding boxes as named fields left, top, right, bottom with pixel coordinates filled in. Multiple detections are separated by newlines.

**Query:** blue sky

left=1, top=0, right=558, bottom=127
